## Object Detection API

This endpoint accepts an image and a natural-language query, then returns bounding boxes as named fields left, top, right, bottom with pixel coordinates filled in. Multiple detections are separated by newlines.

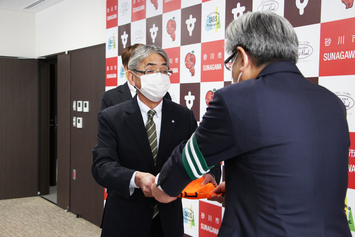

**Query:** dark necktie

left=146, top=110, right=158, bottom=165
left=146, top=110, right=159, bottom=218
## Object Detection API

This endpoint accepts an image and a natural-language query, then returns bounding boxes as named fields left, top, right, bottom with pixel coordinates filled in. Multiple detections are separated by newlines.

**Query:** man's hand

left=135, top=172, right=156, bottom=197
left=201, top=173, right=217, bottom=186
left=207, top=181, right=225, bottom=207
left=151, top=183, right=177, bottom=203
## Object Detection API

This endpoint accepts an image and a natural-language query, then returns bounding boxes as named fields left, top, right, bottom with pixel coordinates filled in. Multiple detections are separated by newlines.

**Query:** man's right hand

left=207, top=181, right=225, bottom=207
left=135, top=172, right=156, bottom=197
left=151, top=183, right=177, bottom=203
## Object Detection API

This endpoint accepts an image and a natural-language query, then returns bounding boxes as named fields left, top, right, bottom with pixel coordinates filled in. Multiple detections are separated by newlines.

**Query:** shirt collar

left=137, top=96, right=163, bottom=119
left=127, top=80, right=136, bottom=97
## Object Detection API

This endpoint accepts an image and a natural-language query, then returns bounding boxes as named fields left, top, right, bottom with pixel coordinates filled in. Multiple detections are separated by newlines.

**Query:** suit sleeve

left=207, top=164, right=221, bottom=184
left=158, top=90, right=236, bottom=196
left=91, top=110, right=135, bottom=199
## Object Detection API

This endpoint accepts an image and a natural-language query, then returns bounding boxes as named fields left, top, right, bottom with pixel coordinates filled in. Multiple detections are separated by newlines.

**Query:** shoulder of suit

left=102, top=98, right=135, bottom=115
left=103, top=84, right=126, bottom=95
left=101, top=88, right=117, bottom=102
left=164, top=98, right=193, bottom=113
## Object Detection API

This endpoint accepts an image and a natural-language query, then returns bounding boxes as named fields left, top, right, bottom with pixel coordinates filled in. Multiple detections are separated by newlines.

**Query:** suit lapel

left=124, top=97, right=155, bottom=170
left=156, top=100, right=176, bottom=170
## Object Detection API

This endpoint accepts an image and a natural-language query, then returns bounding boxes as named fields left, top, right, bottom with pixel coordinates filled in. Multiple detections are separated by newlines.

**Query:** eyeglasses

left=133, top=69, right=173, bottom=76
left=224, top=51, right=238, bottom=71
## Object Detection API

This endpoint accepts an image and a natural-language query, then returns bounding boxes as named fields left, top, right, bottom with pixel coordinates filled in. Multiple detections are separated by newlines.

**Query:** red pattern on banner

left=201, top=40, right=224, bottom=82
left=163, top=0, right=181, bottom=13
left=164, top=47, right=181, bottom=83
left=319, top=17, right=355, bottom=77
left=132, top=0, right=146, bottom=22
left=106, top=57, right=118, bottom=87
left=199, top=201, right=222, bottom=237
left=106, top=0, right=118, bottom=29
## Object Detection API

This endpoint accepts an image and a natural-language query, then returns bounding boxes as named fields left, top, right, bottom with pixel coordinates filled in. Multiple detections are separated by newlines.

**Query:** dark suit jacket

left=100, top=82, right=133, bottom=110
left=158, top=62, right=351, bottom=236
left=92, top=96, right=219, bottom=236
left=100, top=81, right=172, bottom=110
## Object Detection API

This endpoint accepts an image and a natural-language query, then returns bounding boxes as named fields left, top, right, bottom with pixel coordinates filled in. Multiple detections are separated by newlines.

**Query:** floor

left=0, top=196, right=101, bottom=236
left=42, top=185, right=57, bottom=203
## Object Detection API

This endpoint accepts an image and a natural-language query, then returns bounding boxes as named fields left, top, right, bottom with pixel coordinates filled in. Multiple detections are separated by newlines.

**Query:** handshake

left=135, top=171, right=225, bottom=206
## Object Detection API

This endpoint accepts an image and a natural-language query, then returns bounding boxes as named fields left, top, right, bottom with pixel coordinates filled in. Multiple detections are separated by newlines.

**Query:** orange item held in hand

left=178, top=177, right=220, bottom=199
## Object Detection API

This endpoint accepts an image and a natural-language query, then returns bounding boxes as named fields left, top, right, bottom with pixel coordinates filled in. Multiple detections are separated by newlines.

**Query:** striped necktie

left=146, top=110, right=158, bottom=165
left=146, top=110, right=159, bottom=218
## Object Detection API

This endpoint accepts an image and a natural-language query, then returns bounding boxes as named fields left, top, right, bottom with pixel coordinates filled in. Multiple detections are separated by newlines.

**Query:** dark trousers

left=149, top=214, right=164, bottom=237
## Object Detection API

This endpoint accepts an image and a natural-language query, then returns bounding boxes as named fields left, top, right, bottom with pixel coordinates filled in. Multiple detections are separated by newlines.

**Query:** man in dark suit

left=100, top=44, right=171, bottom=211
left=100, top=43, right=171, bottom=110
left=92, top=45, right=220, bottom=236
left=152, top=12, right=351, bottom=237
left=99, top=45, right=143, bottom=213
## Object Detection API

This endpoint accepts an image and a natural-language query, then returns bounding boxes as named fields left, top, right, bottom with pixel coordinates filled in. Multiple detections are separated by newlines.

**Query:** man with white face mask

left=100, top=44, right=171, bottom=111
left=92, top=45, right=220, bottom=237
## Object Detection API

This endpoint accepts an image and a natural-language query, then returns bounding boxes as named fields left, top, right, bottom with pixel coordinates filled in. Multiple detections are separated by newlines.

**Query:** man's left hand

left=201, top=173, right=217, bottom=186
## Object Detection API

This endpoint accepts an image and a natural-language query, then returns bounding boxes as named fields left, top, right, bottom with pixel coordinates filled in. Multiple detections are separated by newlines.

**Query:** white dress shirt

left=129, top=96, right=163, bottom=193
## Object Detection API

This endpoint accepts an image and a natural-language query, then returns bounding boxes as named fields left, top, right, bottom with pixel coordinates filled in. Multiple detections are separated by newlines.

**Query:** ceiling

left=0, top=0, right=63, bottom=13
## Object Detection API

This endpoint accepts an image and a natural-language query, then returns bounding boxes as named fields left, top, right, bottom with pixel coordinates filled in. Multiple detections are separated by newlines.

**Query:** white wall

left=0, top=10, right=36, bottom=58
left=36, top=0, right=106, bottom=57
left=0, top=0, right=106, bottom=58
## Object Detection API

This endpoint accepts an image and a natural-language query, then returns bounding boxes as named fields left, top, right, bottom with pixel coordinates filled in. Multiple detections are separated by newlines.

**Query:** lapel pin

left=172, top=120, right=175, bottom=123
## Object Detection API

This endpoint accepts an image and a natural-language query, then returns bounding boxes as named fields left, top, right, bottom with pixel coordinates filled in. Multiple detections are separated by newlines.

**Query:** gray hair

left=225, top=11, right=299, bottom=66
left=127, top=45, right=170, bottom=70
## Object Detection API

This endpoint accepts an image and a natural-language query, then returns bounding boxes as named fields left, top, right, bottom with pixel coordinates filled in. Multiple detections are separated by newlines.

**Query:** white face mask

left=135, top=73, right=171, bottom=102
left=232, top=72, right=242, bottom=84
left=236, top=72, right=242, bottom=84
left=232, top=53, right=247, bottom=84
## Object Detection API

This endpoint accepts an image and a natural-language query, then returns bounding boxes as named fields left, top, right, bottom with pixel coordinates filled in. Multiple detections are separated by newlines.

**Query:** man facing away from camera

left=152, top=11, right=351, bottom=237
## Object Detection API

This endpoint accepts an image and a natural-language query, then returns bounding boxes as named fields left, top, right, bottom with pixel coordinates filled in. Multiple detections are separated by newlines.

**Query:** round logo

left=298, top=43, right=313, bottom=59
left=338, top=94, right=355, bottom=110
left=258, top=1, right=279, bottom=12
left=120, top=1, right=129, bottom=15
left=133, top=30, right=144, bottom=41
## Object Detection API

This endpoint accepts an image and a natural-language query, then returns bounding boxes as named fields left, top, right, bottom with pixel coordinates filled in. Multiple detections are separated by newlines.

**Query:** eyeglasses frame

left=224, top=51, right=238, bottom=71
left=133, top=69, right=173, bottom=76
